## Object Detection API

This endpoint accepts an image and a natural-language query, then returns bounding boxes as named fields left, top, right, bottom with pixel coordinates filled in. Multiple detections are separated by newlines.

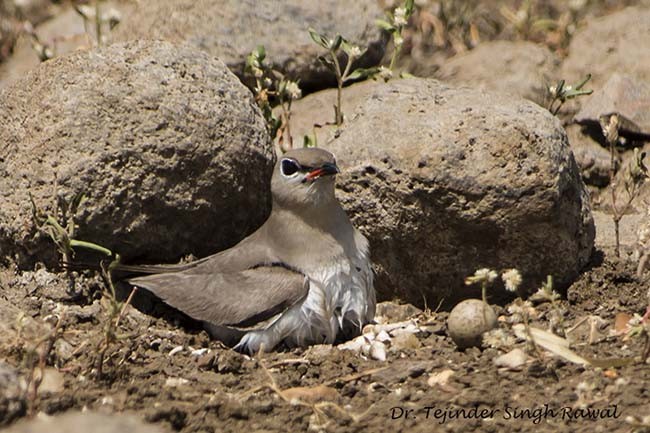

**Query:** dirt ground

left=1, top=238, right=650, bottom=433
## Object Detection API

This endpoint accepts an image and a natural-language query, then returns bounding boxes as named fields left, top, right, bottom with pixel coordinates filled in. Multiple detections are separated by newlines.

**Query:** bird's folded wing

left=127, top=265, right=308, bottom=327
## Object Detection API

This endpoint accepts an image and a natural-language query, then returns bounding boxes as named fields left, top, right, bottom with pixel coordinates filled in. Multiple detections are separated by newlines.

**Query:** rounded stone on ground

left=447, top=299, right=498, bottom=349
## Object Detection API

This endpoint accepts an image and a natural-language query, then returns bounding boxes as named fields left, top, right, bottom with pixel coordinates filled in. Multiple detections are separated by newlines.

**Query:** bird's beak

left=305, top=162, right=340, bottom=182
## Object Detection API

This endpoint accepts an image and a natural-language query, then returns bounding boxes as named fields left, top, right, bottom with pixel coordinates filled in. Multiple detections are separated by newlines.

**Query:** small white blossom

left=628, top=313, right=644, bottom=327
left=394, top=7, right=408, bottom=26
left=501, top=269, right=522, bottom=292
left=465, top=268, right=498, bottom=285
left=348, top=45, right=363, bottom=58
left=263, top=77, right=273, bottom=88
left=378, top=66, right=393, bottom=81
left=393, top=33, right=404, bottom=47
left=285, top=81, right=302, bottom=100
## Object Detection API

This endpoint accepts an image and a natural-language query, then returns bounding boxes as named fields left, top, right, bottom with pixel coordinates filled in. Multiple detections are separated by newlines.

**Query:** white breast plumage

left=236, top=230, right=375, bottom=353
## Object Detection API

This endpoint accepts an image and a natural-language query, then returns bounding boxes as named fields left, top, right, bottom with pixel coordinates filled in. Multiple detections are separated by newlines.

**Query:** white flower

left=628, top=313, right=644, bottom=327
left=378, top=66, right=393, bottom=81
left=348, top=45, right=363, bottom=58
left=393, top=33, right=404, bottom=47
left=501, top=269, right=522, bottom=292
left=394, top=7, right=408, bottom=26
left=465, top=268, right=498, bottom=285
left=263, top=77, right=273, bottom=88
left=284, top=81, right=302, bottom=100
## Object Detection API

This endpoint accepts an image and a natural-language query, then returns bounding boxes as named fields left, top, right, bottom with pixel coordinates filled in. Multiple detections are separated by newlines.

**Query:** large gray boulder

left=327, top=78, right=595, bottom=305
left=111, top=0, right=387, bottom=92
left=0, top=40, right=273, bottom=268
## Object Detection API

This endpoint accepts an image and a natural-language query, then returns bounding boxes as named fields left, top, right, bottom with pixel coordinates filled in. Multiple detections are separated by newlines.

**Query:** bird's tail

left=60, top=260, right=197, bottom=275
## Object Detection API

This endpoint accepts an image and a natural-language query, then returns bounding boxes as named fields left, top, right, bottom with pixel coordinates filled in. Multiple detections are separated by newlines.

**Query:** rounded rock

left=328, top=77, right=595, bottom=305
left=0, top=40, right=273, bottom=267
left=111, top=0, right=387, bottom=93
left=447, top=299, right=497, bottom=349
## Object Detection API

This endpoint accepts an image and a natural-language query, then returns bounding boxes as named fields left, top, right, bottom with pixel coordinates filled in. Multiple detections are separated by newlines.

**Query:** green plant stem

left=329, top=50, right=347, bottom=126
left=70, top=239, right=113, bottom=257
left=481, top=282, right=487, bottom=305
left=95, top=0, right=101, bottom=47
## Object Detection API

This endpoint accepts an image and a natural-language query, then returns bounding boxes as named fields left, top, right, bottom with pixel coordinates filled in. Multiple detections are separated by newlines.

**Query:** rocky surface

left=575, top=73, right=650, bottom=137
left=328, top=78, right=594, bottom=305
left=112, top=0, right=387, bottom=93
left=0, top=0, right=20, bottom=63
left=276, top=79, right=384, bottom=146
left=565, top=123, right=613, bottom=187
left=433, top=40, right=559, bottom=106
left=560, top=6, right=650, bottom=99
left=0, top=39, right=273, bottom=268
left=0, top=1, right=135, bottom=89
left=0, top=362, right=25, bottom=427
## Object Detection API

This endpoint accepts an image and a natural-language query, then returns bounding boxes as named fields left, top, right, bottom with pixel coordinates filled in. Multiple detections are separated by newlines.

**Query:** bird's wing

left=127, top=264, right=308, bottom=327
left=113, top=227, right=276, bottom=275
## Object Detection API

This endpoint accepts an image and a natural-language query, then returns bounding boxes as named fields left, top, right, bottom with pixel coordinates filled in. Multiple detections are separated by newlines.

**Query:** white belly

left=235, top=249, right=375, bottom=353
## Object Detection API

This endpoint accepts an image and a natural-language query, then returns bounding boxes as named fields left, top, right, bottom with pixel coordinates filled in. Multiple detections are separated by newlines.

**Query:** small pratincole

left=123, top=148, right=375, bottom=353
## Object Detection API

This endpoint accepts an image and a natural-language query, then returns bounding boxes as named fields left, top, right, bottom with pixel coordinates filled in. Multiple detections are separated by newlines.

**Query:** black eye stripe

left=281, top=159, right=300, bottom=176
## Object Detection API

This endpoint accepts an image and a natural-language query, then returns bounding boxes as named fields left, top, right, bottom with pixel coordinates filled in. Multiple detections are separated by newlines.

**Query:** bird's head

left=271, top=147, right=340, bottom=210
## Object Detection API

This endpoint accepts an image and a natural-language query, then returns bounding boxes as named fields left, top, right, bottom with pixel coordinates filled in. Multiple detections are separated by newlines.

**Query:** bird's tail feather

left=60, top=260, right=197, bottom=275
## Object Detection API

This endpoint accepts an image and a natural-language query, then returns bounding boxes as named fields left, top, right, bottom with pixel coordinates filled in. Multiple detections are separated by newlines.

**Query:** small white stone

left=493, top=348, right=529, bottom=370
left=164, top=377, right=189, bottom=388
left=369, top=341, right=387, bottom=361
left=376, top=330, right=391, bottom=342
left=190, top=348, right=210, bottom=357
left=168, top=345, right=184, bottom=356
left=338, top=335, right=366, bottom=352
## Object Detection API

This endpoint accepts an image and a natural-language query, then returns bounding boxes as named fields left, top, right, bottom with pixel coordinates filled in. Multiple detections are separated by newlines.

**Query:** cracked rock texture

left=0, top=40, right=273, bottom=268
left=328, top=78, right=595, bottom=306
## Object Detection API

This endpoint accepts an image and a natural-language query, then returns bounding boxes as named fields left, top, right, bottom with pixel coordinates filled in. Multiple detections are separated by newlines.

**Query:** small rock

left=37, top=368, right=65, bottom=395
left=189, top=348, right=209, bottom=357
left=427, top=369, right=455, bottom=387
left=337, top=335, right=367, bottom=353
left=375, top=301, right=422, bottom=323
left=575, top=73, right=650, bottom=136
left=217, top=351, right=243, bottom=374
left=494, top=348, right=529, bottom=370
left=390, top=333, right=420, bottom=351
left=54, top=339, right=75, bottom=362
left=196, top=353, right=217, bottom=370
left=447, top=299, right=498, bottom=349
left=164, top=377, right=189, bottom=388
left=566, top=123, right=613, bottom=187
left=367, top=341, right=387, bottom=362
left=168, top=346, right=184, bottom=356
left=375, top=330, right=391, bottom=343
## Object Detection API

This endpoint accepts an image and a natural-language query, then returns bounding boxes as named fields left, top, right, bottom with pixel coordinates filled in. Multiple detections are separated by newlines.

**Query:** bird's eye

left=280, top=158, right=300, bottom=177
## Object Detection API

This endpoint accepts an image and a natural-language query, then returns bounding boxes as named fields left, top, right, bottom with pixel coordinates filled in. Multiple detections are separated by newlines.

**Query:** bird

left=115, top=147, right=375, bottom=353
